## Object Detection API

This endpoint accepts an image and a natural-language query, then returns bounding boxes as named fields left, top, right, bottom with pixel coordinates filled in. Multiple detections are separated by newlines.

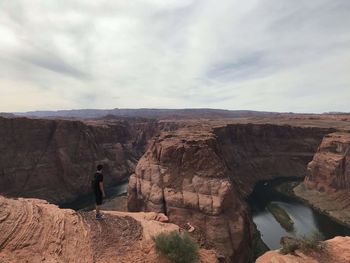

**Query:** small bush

left=280, top=238, right=300, bottom=255
left=154, top=231, right=199, bottom=263
left=280, top=232, right=325, bottom=255
left=299, top=232, right=325, bottom=252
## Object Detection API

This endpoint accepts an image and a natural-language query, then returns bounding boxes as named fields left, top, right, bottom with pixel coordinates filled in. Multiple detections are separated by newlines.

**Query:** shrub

left=154, top=231, right=199, bottom=263
left=280, top=238, right=300, bottom=255
left=280, top=232, right=325, bottom=255
left=299, top=232, right=325, bottom=252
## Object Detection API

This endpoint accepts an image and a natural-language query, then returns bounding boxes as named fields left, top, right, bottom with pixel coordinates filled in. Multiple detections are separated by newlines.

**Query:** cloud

left=20, top=50, right=88, bottom=79
left=0, top=0, right=349, bottom=112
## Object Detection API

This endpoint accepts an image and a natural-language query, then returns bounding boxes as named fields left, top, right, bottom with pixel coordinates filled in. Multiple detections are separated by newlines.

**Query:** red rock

left=0, top=195, right=218, bottom=263
left=127, top=123, right=337, bottom=262
left=2, top=115, right=349, bottom=262
left=296, top=132, right=350, bottom=226
left=0, top=117, right=159, bottom=203
left=128, top=128, right=253, bottom=262
left=305, top=132, right=350, bottom=193
left=215, top=124, right=332, bottom=196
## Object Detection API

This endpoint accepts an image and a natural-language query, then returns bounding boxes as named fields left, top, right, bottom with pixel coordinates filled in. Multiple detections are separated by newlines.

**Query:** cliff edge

left=256, top=236, right=350, bottom=263
left=127, top=127, right=253, bottom=262
left=0, top=195, right=217, bottom=263
left=295, top=132, right=350, bottom=226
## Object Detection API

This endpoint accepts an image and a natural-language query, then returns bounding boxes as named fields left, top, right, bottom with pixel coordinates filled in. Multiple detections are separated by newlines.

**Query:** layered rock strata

left=128, top=128, right=253, bottom=262
left=0, top=195, right=217, bottom=263
left=214, top=124, right=333, bottom=195
left=304, top=132, right=350, bottom=192
left=127, top=123, right=336, bottom=262
left=295, top=132, right=350, bottom=226
left=0, top=117, right=159, bottom=203
left=0, top=195, right=93, bottom=263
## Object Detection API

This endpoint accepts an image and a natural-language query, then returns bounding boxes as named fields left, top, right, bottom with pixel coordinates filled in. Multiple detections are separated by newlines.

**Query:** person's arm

left=99, top=181, right=106, bottom=198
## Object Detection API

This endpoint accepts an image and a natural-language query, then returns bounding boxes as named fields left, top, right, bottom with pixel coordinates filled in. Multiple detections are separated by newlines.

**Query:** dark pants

left=94, top=191, right=103, bottom=205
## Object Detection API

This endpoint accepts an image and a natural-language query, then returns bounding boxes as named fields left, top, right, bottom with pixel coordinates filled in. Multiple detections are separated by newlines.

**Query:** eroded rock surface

left=0, top=195, right=217, bottom=263
left=128, top=128, right=253, bottom=262
left=305, top=132, right=350, bottom=193
left=256, top=236, right=350, bottom=263
left=0, top=117, right=159, bottom=203
left=295, top=132, right=350, bottom=226
left=0, top=195, right=93, bottom=263
left=127, top=123, right=335, bottom=261
left=214, top=124, right=332, bottom=196
left=2, top=116, right=350, bottom=262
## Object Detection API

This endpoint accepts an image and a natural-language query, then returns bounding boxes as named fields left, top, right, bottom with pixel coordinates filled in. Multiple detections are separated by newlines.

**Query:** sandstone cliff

left=2, top=116, right=349, bottom=262
left=127, top=123, right=335, bottom=262
left=214, top=124, right=333, bottom=195
left=295, top=132, right=350, bottom=226
left=256, top=236, right=350, bottom=263
left=0, top=117, right=159, bottom=203
left=128, top=127, right=254, bottom=262
left=305, top=132, right=350, bottom=192
left=0, top=195, right=217, bottom=263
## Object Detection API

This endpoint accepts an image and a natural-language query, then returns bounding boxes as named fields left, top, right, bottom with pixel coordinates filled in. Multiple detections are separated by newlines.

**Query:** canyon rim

left=1, top=112, right=350, bottom=262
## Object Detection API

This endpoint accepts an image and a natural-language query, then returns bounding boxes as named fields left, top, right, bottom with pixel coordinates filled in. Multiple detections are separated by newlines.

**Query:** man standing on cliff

left=92, top=164, right=106, bottom=220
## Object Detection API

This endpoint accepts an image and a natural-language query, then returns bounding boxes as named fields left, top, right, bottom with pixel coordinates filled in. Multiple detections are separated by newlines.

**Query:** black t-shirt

left=93, top=172, right=103, bottom=194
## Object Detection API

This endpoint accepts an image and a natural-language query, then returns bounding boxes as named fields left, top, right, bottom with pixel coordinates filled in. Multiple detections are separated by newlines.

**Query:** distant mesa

left=13, top=108, right=281, bottom=120
left=0, top=112, right=16, bottom=118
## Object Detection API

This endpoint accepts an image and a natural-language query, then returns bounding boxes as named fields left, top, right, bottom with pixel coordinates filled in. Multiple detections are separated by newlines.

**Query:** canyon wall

left=127, top=123, right=336, bottom=262
left=214, top=124, right=333, bottom=195
left=0, top=117, right=159, bottom=203
left=128, top=128, right=254, bottom=262
left=305, top=132, right=350, bottom=192
left=2, top=116, right=347, bottom=262
left=295, top=132, right=350, bottom=226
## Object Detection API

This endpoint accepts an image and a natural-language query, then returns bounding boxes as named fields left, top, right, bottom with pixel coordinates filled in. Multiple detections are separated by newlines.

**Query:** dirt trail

left=81, top=211, right=143, bottom=261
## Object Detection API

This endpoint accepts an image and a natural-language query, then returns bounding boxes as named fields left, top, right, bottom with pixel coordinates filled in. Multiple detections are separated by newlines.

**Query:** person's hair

left=97, top=164, right=103, bottom=171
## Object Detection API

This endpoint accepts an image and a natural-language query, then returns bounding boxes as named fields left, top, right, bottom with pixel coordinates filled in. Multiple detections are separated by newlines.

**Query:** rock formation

left=295, top=132, right=350, bottom=226
left=128, top=127, right=255, bottom=262
left=0, top=117, right=159, bottom=204
left=127, top=123, right=335, bottom=262
left=214, top=124, right=333, bottom=195
left=305, top=132, right=350, bottom=192
left=0, top=195, right=218, bottom=263
left=0, top=195, right=94, bottom=263
left=256, top=236, right=350, bottom=263
left=2, top=115, right=349, bottom=262
left=0, top=116, right=336, bottom=205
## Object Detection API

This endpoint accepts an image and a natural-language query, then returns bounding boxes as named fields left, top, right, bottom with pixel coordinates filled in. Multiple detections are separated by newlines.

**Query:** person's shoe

left=95, top=214, right=105, bottom=220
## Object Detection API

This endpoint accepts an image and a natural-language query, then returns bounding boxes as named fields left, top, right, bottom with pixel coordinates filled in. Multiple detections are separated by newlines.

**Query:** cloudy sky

left=0, top=0, right=349, bottom=113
